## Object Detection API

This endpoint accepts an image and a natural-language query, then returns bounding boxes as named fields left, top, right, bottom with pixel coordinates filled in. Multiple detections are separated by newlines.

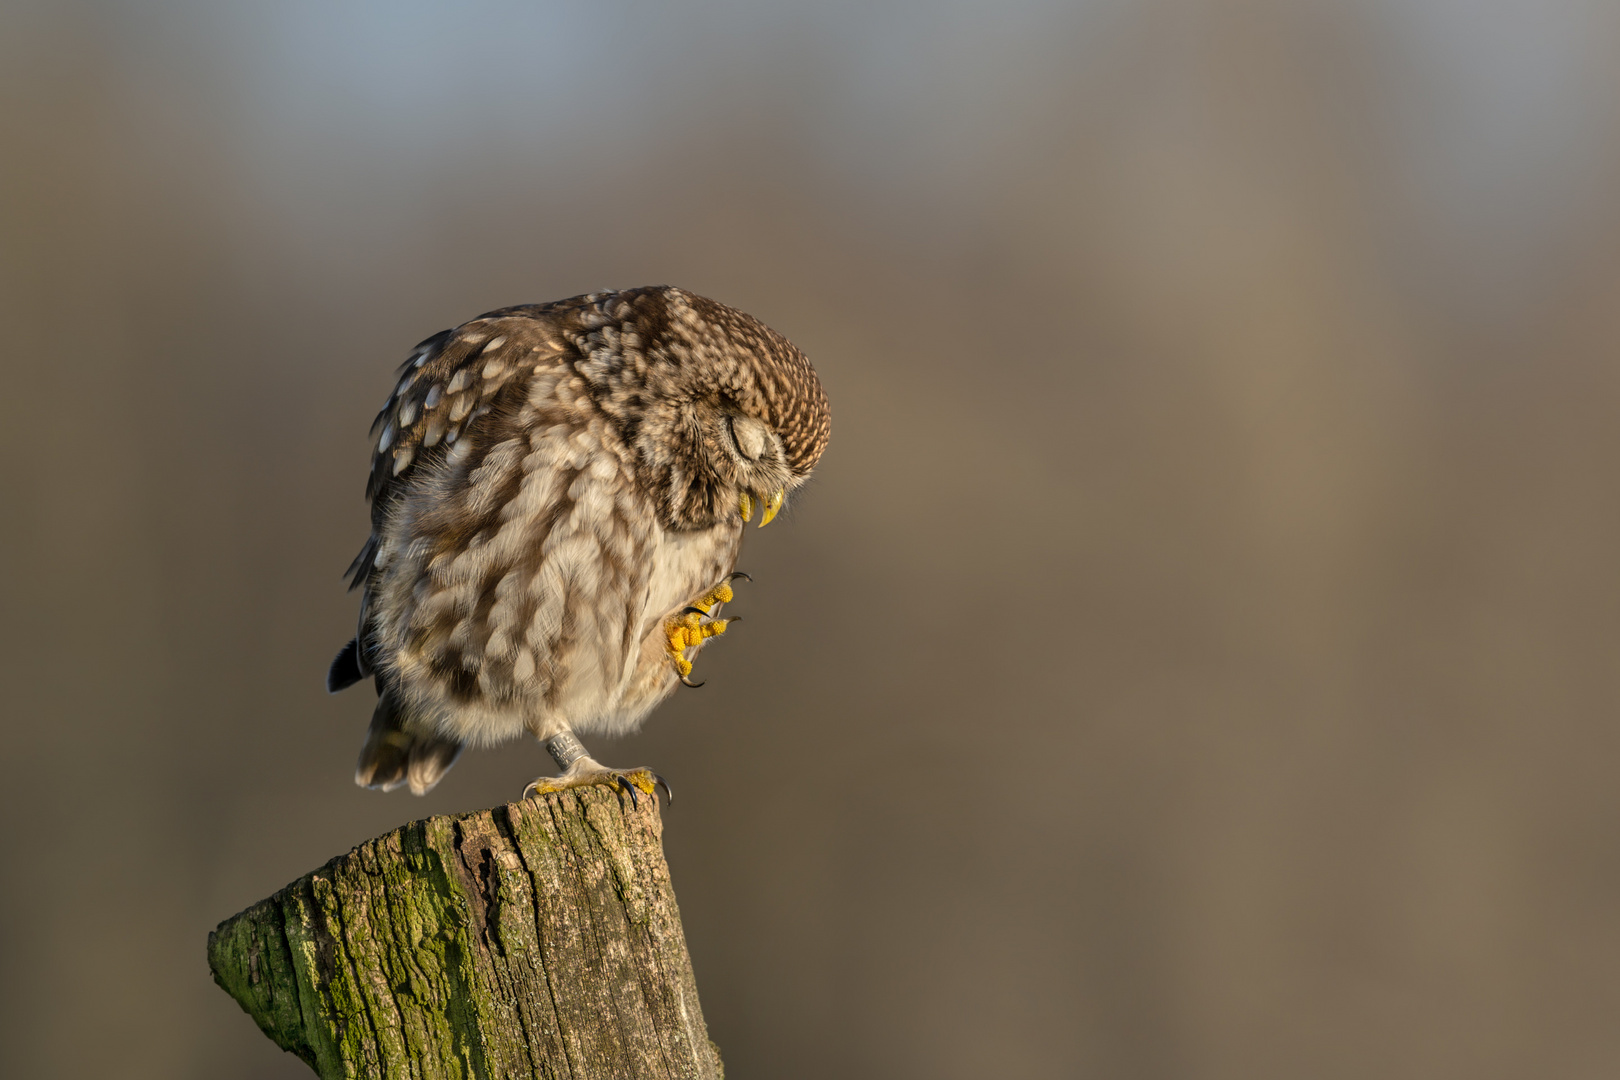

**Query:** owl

left=326, top=286, right=830, bottom=802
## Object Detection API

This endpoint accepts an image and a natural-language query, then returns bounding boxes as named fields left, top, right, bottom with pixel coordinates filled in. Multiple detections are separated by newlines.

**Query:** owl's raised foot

left=664, top=573, right=749, bottom=686
left=523, top=760, right=671, bottom=809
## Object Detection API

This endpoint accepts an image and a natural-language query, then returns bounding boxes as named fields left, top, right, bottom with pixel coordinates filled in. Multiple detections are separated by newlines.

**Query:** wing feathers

left=340, top=315, right=570, bottom=686
left=342, top=533, right=379, bottom=590
left=362, top=319, right=549, bottom=508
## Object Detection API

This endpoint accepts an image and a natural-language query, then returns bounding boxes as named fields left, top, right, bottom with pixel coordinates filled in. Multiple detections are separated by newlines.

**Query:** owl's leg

left=522, top=730, right=671, bottom=809
left=663, top=572, right=748, bottom=687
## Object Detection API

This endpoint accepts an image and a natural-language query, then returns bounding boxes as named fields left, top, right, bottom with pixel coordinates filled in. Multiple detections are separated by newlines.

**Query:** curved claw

left=653, top=773, right=673, bottom=806
left=679, top=673, right=705, bottom=688
left=680, top=605, right=709, bottom=617
left=616, top=774, right=639, bottom=810
left=726, top=571, right=752, bottom=583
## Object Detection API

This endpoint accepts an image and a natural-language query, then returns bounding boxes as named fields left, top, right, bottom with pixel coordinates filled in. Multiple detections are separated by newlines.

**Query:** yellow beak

left=759, top=487, right=785, bottom=527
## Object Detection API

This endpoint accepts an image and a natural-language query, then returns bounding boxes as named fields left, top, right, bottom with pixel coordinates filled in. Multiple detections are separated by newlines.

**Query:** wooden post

left=208, top=788, right=723, bottom=1079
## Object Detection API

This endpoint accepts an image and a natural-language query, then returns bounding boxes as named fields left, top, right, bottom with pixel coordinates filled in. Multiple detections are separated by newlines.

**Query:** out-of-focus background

left=4, top=1, right=1620, bottom=1076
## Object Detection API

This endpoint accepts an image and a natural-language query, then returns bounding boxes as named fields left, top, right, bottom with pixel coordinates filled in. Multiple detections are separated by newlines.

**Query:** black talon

left=680, top=674, right=705, bottom=688
left=616, top=774, right=639, bottom=810
left=726, top=571, right=752, bottom=583
left=680, top=605, right=710, bottom=617
left=653, top=774, right=673, bottom=806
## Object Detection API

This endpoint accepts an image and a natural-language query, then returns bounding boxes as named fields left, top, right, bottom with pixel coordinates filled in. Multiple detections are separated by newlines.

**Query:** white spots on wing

left=482, top=358, right=508, bottom=380
left=448, top=370, right=471, bottom=394
left=378, top=423, right=395, bottom=451
left=480, top=336, right=507, bottom=355
left=423, top=384, right=443, bottom=409
left=398, top=400, right=418, bottom=426
left=449, top=395, right=473, bottom=422
left=422, top=415, right=447, bottom=447
left=392, top=446, right=414, bottom=475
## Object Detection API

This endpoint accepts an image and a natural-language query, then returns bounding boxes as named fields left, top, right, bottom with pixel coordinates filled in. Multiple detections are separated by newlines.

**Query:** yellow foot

left=523, top=761, right=670, bottom=809
left=663, top=572, right=749, bottom=687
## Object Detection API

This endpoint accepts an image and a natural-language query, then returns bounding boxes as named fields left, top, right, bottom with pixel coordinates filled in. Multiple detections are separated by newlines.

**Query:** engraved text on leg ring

left=547, top=731, right=588, bottom=770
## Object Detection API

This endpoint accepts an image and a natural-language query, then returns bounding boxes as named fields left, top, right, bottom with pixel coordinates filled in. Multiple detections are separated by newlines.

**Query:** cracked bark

left=208, top=788, right=723, bottom=1079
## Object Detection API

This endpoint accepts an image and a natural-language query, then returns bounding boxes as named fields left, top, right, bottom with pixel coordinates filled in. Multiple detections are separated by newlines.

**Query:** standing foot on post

left=524, top=731, right=671, bottom=809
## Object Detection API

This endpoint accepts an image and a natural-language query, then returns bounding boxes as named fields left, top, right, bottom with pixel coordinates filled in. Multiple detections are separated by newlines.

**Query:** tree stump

left=207, top=788, right=723, bottom=1079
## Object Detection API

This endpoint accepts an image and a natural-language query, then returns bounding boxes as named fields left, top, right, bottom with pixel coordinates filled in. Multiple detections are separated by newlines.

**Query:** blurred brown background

left=4, top=1, right=1620, bottom=1077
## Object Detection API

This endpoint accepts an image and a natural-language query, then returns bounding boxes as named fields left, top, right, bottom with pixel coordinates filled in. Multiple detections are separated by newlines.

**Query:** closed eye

left=727, top=415, right=769, bottom=461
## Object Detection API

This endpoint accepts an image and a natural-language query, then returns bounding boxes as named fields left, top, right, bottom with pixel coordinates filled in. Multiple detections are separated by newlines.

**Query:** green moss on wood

left=209, top=789, right=721, bottom=1080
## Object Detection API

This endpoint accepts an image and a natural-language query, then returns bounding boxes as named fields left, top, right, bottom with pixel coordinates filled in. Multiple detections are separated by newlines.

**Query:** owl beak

left=738, top=491, right=755, bottom=523
left=759, top=487, right=785, bottom=527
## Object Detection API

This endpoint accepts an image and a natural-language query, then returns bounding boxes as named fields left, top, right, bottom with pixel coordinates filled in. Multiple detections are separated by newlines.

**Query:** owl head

left=574, top=287, right=831, bottom=531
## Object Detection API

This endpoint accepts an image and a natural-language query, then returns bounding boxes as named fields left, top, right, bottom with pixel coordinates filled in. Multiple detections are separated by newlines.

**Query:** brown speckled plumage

left=329, top=286, right=829, bottom=794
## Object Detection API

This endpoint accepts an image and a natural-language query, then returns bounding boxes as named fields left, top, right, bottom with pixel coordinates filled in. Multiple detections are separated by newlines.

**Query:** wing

left=329, top=308, right=576, bottom=691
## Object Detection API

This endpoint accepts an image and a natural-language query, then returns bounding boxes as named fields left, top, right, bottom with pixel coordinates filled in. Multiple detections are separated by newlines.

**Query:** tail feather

left=327, top=637, right=365, bottom=693
left=355, top=693, right=463, bottom=796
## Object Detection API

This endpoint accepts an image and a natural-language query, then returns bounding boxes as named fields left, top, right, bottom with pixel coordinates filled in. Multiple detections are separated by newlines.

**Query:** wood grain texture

left=208, top=789, right=722, bottom=1079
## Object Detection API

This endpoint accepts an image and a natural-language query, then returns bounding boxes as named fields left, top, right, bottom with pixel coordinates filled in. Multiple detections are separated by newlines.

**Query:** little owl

left=326, top=286, right=830, bottom=802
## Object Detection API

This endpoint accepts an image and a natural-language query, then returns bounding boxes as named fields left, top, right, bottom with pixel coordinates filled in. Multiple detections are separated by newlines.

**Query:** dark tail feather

left=327, top=638, right=365, bottom=693
left=354, top=693, right=463, bottom=796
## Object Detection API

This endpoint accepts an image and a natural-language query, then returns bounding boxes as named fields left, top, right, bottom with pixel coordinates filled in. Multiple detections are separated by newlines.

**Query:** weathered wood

left=208, top=788, right=723, bottom=1079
